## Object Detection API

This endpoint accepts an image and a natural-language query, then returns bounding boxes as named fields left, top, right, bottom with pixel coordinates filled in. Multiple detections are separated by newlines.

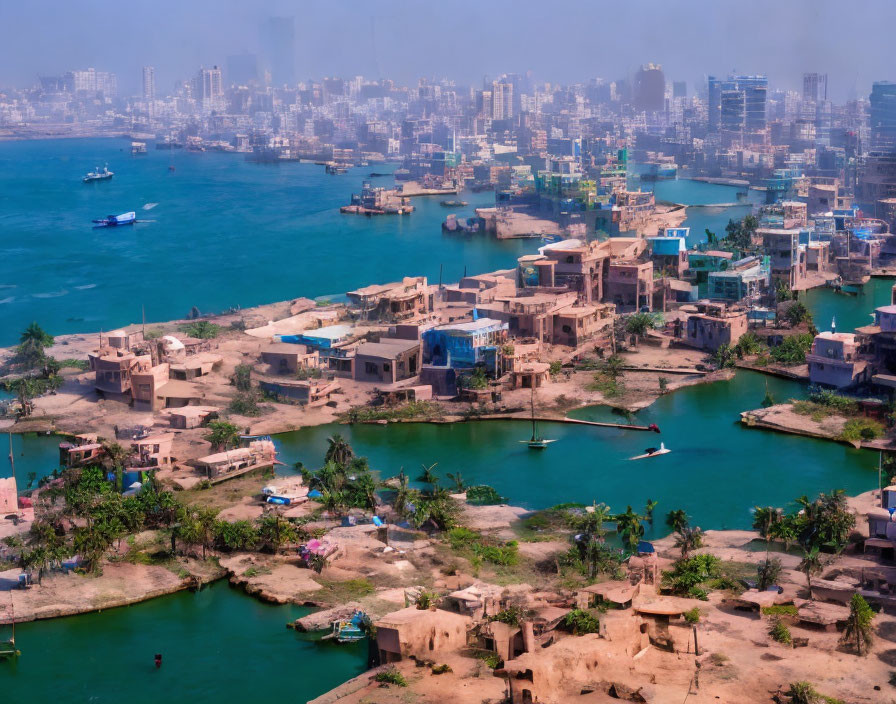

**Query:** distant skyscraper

left=142, top=66, right=155, bottom=102
left=672, top=81, right=687, bottom=99
left=708, top=74, right=767, bottom=135
left=194, top=66, right=223, bottom=105
left=492, top=81, right=513, bottom=120
left=870, top=82, right=896, bottom=152
left=261, top=16, right=296, bottom=86
left=803, top=73, right=828, bottom=102
left=226, top=53, right=258, bottom=86
left=68, top=68, right=117, bottom=98
left=634, top=64, right=665, bottom=113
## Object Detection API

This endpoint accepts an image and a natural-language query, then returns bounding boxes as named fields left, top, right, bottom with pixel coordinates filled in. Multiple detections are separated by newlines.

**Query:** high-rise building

left=142, top=66, right=155, bottom=102
left=870, top=81, right=896, bottom=152
left=261, top=16, right=296, bottom=86
left=737, top=75, right=768, bottom=132
left=492, top=81, right=513, bottom=120
left=194, top=66, right=223, bottom=105
left=672, top=81, right=687, bottom=99
left=803, top=73, right=828, bottom=103
left=67, top=68, right=117, bottom=98
left=707, top=74, right=767, bottom=136
left=634, top=64, right=665, bottom=113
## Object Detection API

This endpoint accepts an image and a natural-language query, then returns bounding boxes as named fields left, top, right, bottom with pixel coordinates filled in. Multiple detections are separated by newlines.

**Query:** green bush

left=684, top=607, right=701, bottom=624
left=374, top=667, right=408, bottom=687
left=465, top=485, right=506, bottom=505
left=180, top=321, right=221, bottom=339
left=431, top=664, right=452, bottom=675
left=563, top=608, right=600, bottom=635
left=762, top=604, right=798, bottom=618
left=840, top=418, right=884, bottom=443
left=769, top=619, right=792, bottom=645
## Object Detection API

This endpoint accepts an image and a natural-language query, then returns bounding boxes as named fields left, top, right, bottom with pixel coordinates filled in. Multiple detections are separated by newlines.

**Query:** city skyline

left=1, top=0, right=895, bottom=99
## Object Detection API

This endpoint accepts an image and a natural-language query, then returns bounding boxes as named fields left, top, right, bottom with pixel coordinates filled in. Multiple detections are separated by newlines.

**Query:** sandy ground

left=742, top=402, right=896, bottom=451
left=1, top=558, right=224, bottom=624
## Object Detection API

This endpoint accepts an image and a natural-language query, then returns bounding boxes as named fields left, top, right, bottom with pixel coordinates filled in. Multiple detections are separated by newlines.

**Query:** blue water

left=0, top=138, right=527, bottom=345
left=273, top=371, right=877, bottom=536
left=4, top=581, right=367, bottom=703
left=804, top=277, right=893, bottom=333
left=645, top=178, right=763, bottom=248
left=0, top=141, right=759, bottom=347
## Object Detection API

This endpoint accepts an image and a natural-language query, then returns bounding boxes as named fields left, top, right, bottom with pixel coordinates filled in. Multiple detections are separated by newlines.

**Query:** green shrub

left=770, top=619, right=792, bottom=645
left=465, top=485, right=506, bottom=505
left=840, top=418, right=884, bottom=443
left=684, top=607, right=701, bottom=624
left=180, top=321, right=221, bottom=339
left=563, top=608, right=601, bottom=635
left=762, top=604, right=798, bottom=618
left=431, top=664, right=452, bottom=674
left=374, top=667, right=408, bottom=687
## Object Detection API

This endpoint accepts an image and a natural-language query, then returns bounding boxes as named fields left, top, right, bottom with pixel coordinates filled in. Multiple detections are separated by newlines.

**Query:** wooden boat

left=630, top=442, right=669, bottom=460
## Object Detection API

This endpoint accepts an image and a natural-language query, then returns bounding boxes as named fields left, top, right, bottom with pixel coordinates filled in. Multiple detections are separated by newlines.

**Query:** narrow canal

left=3, top=371, right=879, bottom=702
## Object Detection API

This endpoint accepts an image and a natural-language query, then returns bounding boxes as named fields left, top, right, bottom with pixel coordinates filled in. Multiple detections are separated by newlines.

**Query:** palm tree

left=752, top=506, right=781, bottom=540
left=615, top=506, right=644, bottom=553
left=324, top=434, right=354, bottom=467
left=417, top=463, right=439, bottom=487
left=842, top=593, right=875, bottom=655
left=674, top=525, right=704, bottom=558
left=644, top=499, right=658, bottom=524
left=798, top=546, right=823, bottom=598
left=392, top=470, right=411, bottom=517
left=20, top=322, right=54, bottom=348
left=446, top=472, right=465, bottom=493
left=665, top=509, right=689, bottom=534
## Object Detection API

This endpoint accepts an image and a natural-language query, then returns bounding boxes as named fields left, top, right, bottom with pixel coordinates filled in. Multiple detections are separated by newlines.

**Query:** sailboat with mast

left=520, top=386, right=555, bottom=449
left=0, top=596, right=18, bottom=660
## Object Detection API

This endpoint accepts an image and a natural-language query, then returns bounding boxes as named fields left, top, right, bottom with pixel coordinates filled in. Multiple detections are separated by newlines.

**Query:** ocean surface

left=0, top=138, right=753, bottom=347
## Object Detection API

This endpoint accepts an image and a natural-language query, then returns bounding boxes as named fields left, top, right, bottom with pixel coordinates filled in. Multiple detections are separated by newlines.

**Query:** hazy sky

left=1, top=0, right=895, bottom=100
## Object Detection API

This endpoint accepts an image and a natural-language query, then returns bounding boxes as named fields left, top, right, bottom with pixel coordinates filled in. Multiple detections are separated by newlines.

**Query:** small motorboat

left=440, top=199, right=468, bottom=207
left=92, top=211, right=136, bottom=228
left=630, top=442, right=670, bottom=460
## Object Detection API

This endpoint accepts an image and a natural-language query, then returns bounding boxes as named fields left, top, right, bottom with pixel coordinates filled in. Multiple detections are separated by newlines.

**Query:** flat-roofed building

left=353, top=338, right=422, bottom=384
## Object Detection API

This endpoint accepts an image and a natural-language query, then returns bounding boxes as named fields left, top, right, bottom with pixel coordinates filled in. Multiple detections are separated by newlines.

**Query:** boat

left=82, top=164, right=113, bottom=183
left=325, top=610, right=367, bottom=643
left=630, top=442, right=670, bottom=460
left=325, top=162, right=349, bottom=175
left=440, top=199, right=468, bottom=207
left=0, top=594, right=19, bottom=660
left=92, top=211, right=137, bottom=228
left=520, top=387, right=555, bottom=449
left=131, top=141, right=147, bottom=155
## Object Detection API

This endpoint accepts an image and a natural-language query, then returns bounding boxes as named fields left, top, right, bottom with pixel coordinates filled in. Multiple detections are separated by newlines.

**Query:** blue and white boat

left=92, top=211, right=136, bottom=228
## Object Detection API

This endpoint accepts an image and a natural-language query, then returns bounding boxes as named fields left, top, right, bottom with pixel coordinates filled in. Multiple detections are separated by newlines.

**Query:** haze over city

left=1, top=0, right=895, bottom=98
left=6, top=2, right=896, bottom=703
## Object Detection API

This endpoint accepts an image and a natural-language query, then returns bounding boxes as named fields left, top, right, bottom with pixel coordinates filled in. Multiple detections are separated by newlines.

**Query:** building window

left=365, top=362, right=377, bottom=375
left=383, top=363, right=391, bottom=371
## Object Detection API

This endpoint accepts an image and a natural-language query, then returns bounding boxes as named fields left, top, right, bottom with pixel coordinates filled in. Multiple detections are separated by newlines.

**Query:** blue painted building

left=422, top=318, right=508, bottom=373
